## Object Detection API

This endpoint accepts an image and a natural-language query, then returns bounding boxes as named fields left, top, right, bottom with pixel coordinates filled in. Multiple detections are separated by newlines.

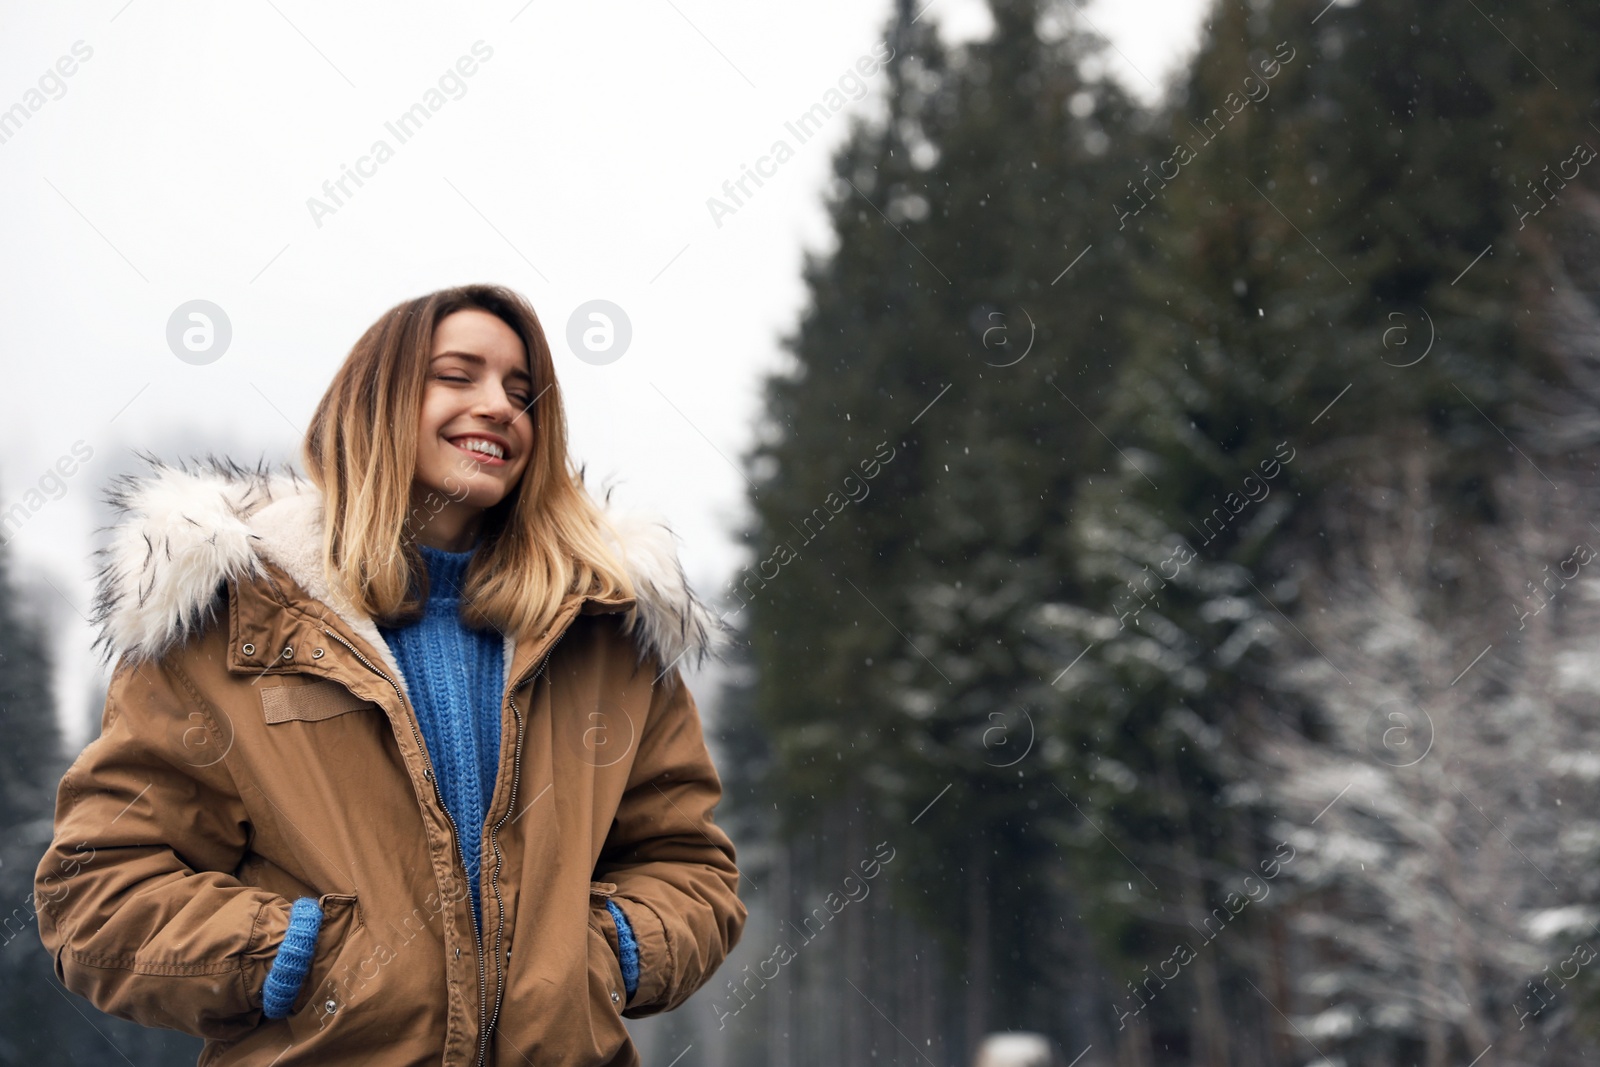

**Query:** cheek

left=416, top=393, right=450, bottom=443
left=416, top=444, right=452, bottom=490
left=414, top=400, right=457, bottom=479
left=514, top=425, right=536, bottom=470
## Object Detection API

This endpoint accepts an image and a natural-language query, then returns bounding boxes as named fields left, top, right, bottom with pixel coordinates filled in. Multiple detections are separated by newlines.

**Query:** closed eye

left=435, top=372, right=530, bottom=406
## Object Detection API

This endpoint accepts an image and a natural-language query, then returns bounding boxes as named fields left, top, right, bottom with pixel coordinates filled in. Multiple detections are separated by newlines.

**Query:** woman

left=32, top=284, right=747, bottom=1065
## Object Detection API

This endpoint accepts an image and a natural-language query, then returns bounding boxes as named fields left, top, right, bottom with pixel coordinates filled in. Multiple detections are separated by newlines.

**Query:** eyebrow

left=431, top=350, right=533, bottom=382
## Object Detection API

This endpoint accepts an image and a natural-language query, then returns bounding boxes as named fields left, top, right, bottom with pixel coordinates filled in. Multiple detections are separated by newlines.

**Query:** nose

left=474, top=379, right=521, bottom=424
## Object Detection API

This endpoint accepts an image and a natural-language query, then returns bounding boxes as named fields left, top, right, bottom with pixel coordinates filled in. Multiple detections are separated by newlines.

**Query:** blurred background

left=4, top=0, right=1600, bottom=1064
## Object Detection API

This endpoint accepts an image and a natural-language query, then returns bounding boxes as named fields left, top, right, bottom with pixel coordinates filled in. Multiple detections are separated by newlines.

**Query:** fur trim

left=89, top=452, right=732, bottom=682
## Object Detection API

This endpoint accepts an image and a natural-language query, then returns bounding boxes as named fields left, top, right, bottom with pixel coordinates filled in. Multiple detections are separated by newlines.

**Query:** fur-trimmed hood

left=88, top=452, right=731, bottom=685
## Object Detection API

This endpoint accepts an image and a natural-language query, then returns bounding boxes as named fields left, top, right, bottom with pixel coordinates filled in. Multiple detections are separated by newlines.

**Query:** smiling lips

left=447, top=435, right=509, bottom=466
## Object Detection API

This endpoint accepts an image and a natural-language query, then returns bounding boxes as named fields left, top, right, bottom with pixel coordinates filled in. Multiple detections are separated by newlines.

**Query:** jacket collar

left=89, top=453, right=731, bottom=689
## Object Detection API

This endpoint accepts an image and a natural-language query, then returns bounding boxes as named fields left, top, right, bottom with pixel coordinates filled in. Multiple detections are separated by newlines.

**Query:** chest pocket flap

left=261, top=678, right=379, bottom=724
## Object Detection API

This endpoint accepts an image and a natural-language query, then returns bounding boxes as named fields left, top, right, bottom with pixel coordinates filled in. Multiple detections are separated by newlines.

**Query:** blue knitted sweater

left=379, top=543, right=506, bottom=930
left=259, top=541, right=639, bottom=1018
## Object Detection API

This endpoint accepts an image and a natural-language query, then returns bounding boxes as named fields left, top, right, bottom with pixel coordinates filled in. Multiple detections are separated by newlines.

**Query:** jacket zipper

left=478, top=626, right=569, bottom=1067
left=320, top=626, right=490, bottom=1060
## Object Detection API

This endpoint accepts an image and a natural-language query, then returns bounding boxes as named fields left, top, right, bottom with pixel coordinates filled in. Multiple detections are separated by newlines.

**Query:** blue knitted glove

left=262, top=897, right=324, bottom=1019
left=604, top=899, right=640, bottom=1000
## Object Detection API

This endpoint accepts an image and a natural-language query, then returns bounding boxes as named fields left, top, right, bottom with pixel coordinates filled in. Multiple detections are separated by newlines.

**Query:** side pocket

left=582, top=916, right=631, bottom=1061
left=587, top=883, right=625, bottom=1011
left=284, top=893, right=362, bottom=1035
left=586, top=923, right=629, bottom=1067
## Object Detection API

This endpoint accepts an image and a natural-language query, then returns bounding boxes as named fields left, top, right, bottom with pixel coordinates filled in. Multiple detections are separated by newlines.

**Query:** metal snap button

left=324, top=998, right=337, bottom=1014
left=242, top=643, right=255, bottom=656
left=312, top=648, right=324, bottom=659
left=610, top=990, right=621, bottom=1004
left=455, top=947, right=461, bottom=960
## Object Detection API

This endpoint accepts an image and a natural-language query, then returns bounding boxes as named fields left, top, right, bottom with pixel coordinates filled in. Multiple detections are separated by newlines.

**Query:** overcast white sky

left=0, top=0, right=1209, bottom=745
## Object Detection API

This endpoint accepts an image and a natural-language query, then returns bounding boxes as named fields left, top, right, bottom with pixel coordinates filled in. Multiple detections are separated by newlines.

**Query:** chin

left=465, top=489, right=511, bottom=511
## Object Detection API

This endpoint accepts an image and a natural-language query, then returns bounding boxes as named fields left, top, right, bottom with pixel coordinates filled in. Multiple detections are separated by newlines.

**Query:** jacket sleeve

left=32, top=654, right=340, bottom=1040
left=595, top=660, right=747, bottom=1017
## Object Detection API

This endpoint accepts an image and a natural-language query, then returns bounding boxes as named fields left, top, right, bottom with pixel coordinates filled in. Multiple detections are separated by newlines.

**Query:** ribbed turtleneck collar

left=416, top=542, right=475, bottom=608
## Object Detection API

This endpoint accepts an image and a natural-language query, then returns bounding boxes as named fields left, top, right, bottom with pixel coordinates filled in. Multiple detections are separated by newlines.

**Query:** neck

left=410, top=495, right=485, bottom=552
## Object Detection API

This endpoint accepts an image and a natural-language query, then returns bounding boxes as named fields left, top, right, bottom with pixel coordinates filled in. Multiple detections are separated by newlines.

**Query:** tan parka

left=32, top=458, right=747, bottom=1066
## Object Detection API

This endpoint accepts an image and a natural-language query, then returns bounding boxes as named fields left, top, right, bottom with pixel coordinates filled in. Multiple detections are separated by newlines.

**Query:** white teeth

left=453, top=437, right=505, bottom=460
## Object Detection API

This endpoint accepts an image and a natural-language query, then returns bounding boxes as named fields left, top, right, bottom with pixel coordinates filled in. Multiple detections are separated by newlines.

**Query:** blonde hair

left=302, top=283, right=636, bottom=640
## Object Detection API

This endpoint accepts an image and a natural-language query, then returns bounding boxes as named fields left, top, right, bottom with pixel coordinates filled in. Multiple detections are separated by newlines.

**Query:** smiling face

left=411, top=308, right=537, bottom=550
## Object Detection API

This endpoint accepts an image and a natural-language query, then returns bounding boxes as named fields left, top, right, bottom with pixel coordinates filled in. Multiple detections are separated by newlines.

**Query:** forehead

left=430, top=308, right=529, bottom=374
